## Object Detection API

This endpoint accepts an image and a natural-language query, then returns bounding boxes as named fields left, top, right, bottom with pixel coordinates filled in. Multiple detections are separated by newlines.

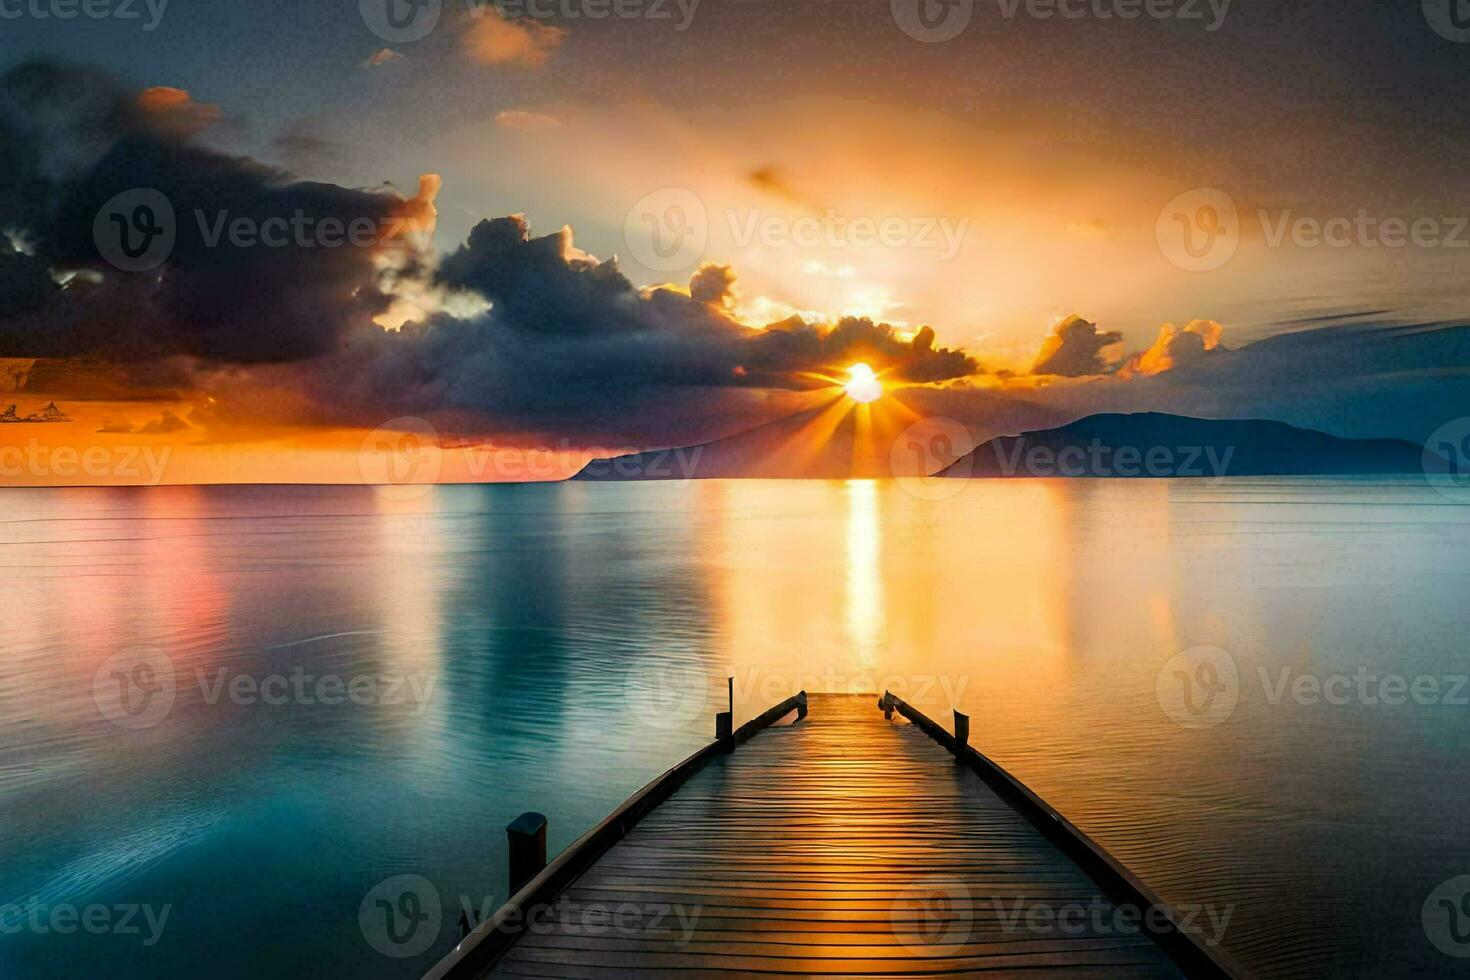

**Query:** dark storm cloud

left=0, top=238, right=55, bottom=316
left=437, top=217, right=648, bottom=336
left=0, top=60, right=431, bottom=364
left=689, top=263, right=735, bottom=307
left=288, top=216, right=980, bottom=438
left=0, top=60, right=980, bottom=445
left=427, top=214, right=978, bottom=393
left=1031, top=315, right=1123, bottom=377
left=746, top=316, right=978, bottom=385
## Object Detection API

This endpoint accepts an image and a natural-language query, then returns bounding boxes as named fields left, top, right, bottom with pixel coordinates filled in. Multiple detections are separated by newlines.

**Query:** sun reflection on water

left=844, top=480, right=884, bottom=666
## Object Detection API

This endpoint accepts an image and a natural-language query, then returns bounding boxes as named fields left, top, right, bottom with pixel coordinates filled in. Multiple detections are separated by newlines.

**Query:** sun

left=843, top=363, right=883, bottom=403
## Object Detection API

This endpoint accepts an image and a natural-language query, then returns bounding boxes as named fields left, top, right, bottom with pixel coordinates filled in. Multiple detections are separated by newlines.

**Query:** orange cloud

left=361, top=48, right=403, bottom=68
left=1121, top=319, right=1225, bottom=377
left=463, top=9, right=566, bottom=67
left=495, top=109, right=564, bottom=131
left=136, top=86, right=222, bottom=136
left=388, top=173, right=442, bottom=248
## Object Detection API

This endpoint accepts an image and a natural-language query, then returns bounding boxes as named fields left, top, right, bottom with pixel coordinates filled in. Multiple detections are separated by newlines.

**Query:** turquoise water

left=1, top=479, right=1467, bottom=977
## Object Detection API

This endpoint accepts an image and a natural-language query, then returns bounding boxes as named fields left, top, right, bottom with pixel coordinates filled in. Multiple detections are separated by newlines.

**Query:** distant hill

left=573, top=411, right=1445, bottom=481
left=567, top=411, right=1440, bottom=481
left=939, top=413, right=1443, bottom=478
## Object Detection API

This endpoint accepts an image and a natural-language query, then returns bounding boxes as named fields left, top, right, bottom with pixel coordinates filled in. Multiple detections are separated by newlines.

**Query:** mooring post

left=796, top=690, right=808, bottom=720
left=879, top=691, right=894, bottom=719
left=953, top=710, right=970, bottom=754
left=715, top=710, right=733, bottom=750
left=507, top=811, right=548, bottom=896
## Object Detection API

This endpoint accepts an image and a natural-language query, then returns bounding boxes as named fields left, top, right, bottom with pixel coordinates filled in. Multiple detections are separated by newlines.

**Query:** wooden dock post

left=506, top=812, right=547, bottom=896
left=716, top=676, right=736, bottom=750
left=879, top=691, right=894, bottom=719
left=953, top=710, right=970, bottom=754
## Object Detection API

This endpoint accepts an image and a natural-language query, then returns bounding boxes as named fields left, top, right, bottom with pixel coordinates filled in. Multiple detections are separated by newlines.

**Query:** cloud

left=689, top=263, right=735, bottom=308
left=1120, top=319, right=1225, bottom=377
left=360, top=48, right=403, bottom=68
left=495, top=109, right=563, bottom=131
left=463, top=9, right=566, bottom=67
left=0, top=61, right=439, bottom=364
left=272, top=217, right=980, bottom=442
left=97, top=409, right=191, bottom=434
left=747, top=165, right=805, bottom=205
left=0, top=61, right=985, bottom=450
left=0, top=237, right=56, bottom=316
left=269, top=122, right=349, bottom=177
left=1031, top=315, right=1123, bottom=377
left=135, top=87, right=222, bottom=138
left=746, top=316, right=978, bottom=385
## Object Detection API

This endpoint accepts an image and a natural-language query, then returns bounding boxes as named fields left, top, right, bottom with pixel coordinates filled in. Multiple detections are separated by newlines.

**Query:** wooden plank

left=463, top=695, right=1214, bottom=978
left=425, top=692, right=808, bottom=980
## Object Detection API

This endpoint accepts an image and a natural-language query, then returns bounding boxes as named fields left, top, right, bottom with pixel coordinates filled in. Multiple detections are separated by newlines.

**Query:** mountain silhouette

left=939, top=413, right=1443, bottom=478
left=573, top=411, right=1446, bottom=480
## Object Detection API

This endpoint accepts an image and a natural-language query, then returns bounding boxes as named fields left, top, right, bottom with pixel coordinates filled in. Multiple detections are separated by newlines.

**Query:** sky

left=2, top=0, right=1469, bottom=484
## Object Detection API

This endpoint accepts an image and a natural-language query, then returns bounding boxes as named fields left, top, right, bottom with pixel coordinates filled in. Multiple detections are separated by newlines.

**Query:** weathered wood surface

left=489, top=694, right=1186, bottom=977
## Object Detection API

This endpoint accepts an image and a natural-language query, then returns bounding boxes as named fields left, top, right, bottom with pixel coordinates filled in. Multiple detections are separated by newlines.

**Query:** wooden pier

left=427, top=692, right=1246, bottom=979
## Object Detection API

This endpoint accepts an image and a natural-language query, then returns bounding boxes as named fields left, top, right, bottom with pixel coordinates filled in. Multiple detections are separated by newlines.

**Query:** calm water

left=1, top=479, right=1467, bottom=978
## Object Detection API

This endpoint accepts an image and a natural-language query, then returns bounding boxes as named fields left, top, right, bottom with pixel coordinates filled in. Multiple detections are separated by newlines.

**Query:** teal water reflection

left=0, top=479, right=1467, bottom=977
